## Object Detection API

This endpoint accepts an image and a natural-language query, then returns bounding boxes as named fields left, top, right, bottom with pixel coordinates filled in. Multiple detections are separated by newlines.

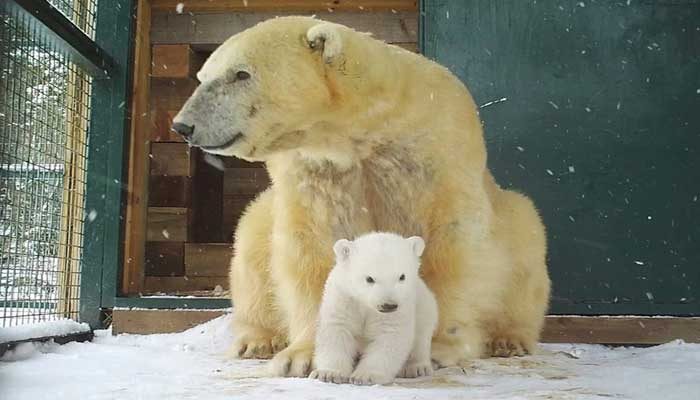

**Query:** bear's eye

left=236, top=71, right=251, bottom=81
left=399, top=274, right=406, bottom=282
left=366, top=276, right=375, bottom=284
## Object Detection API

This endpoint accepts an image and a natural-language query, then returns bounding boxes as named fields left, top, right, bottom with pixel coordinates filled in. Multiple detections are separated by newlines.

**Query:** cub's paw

left=269, top=345, right=313, bottom=377
left=349, top=370, right=392, bottom=386
left=228, top=332, right=287, bottom=360
left=398, top=361, right=433, bottom=378
left=488, top=337, right=527, bottom=357
left=309, top=369, right=349, bottom=384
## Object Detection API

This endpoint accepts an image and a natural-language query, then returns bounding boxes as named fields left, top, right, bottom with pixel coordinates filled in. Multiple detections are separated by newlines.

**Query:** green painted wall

left=422, top=0, right=699, bottom=315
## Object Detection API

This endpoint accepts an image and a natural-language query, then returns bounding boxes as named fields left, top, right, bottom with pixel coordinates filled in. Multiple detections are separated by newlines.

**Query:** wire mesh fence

left=1, top=1, right=96, bottom=329
left=47, top=0, right=98, bottom=38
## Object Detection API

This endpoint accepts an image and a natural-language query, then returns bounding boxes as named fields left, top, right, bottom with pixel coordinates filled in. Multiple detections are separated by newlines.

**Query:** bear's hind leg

left=228, top=189, right=287, bottom=360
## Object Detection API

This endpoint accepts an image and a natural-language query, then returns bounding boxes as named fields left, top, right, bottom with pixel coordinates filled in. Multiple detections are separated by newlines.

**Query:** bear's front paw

left=398, top=361, right=433, bottom=378
left=269, top=345, right=313, bottom=377
left=349, top=369, right=392, bottom=386
left=309, top=369, right=349, bottom=384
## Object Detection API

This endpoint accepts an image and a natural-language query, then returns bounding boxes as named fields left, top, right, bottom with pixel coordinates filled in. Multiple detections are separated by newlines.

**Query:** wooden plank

left=148, top=175, right=192, bottom=207
left=152, top=44, right=205, bottom=78
left=222, top=157, right=264, bottom=169
left=152, top=108, right=183, bottom=142
left=112, top=309, right=227, bottom=335
left=185, top=243, right=232, bottom=277
left=151, top=11, right=418, bottom=46
left=150, top=142, right=194, bottom=177
left=122, top=0, right=152, bottom=295
left=146, top=207, right=190, bottom=242
left=223, top=167, right=270, bottom=196
left=151, top=0, right=417, bottom=13
left=144, top=242, right=185, bottom=276
left=143, top=276, right=229, bottom=293
left=110, top=312, right=700, bottom=343
left=150, top=78, right=198, bottom=113
left=542, top=316, right=700, bottom=345
left=191, top=149, right=225, bottom=242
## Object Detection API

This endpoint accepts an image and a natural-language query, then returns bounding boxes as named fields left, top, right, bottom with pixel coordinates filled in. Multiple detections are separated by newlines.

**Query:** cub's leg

left=399, top=282, right=438, bottom=378
left=350, top=316, right=414, bottom=385
left=228, top=189, right=287, bottom=359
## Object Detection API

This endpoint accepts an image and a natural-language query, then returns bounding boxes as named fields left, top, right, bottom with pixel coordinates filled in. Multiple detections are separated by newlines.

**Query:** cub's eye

left=399, top=274, right=406, bottom=282
left=236, top=71, right=251, bottom=81
left=366, top=276, right=375, bottom=284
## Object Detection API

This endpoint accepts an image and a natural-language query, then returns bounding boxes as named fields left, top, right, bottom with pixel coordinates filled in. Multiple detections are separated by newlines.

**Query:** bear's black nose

left=379, top=303, right=398, bottom=313
left=171, top=122, right=194, bottom=140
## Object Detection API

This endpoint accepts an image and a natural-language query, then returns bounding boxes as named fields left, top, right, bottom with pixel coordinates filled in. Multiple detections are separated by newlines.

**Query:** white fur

left=309, top=232, right=438, bottom=385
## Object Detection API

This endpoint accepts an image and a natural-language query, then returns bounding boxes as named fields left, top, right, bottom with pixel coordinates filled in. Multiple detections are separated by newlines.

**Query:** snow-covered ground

left=1, top=314, right=699, bottom=400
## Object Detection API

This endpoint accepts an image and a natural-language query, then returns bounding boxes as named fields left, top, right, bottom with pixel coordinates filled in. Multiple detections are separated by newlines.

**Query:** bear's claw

left=309, top=369, right=349, bottom=384
left=269, top=346, right=313, bottom=377
left=229, top=333, right=287, bottom=360
left=398, top=361, right=433, bottom=378
left=488, top=337, right=527, bottom=357
left=349, top=370, right=391, bottom=386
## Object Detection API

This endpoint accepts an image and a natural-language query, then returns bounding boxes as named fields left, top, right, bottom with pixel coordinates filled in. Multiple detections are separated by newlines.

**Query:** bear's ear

left=407, top=236, right=425, bottom=258
left=306, top=23, right=343, bottom=64
left=333, top=239, right=354, bottom=264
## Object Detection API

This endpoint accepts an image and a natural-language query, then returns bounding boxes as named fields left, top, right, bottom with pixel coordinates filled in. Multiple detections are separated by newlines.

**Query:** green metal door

left=421, top=1, right=699, bottom=315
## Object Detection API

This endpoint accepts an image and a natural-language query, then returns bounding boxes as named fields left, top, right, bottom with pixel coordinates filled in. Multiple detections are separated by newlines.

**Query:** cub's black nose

left=379, top=303, right=398, bottom=313
left=171, top=122, right=194, bottom=140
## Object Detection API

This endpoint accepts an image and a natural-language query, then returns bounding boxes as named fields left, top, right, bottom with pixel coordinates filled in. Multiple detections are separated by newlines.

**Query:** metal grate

left=47, top=0, right=98, bottom=38
left=0, top=3, right=94, bottom=328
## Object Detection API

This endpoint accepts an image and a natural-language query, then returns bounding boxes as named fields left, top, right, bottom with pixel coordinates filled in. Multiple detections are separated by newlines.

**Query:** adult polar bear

left=171, top=17, right=550, bottom=377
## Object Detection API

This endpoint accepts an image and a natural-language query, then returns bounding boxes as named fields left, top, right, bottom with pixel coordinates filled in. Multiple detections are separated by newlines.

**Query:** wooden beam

left=223, top=167, right=270, bottom=196
left=151, top=0, right=417, bottom=13
left=148, top=176, right=192, bottom=207
left=149, top=142, right=194, bottom=177
left=145, top=241, right=185, bottom=276
left=152, top=44, right=205, bottom=78
left=151, top=11, right=418, bottom=46
left=110, top=312, right=700, bottom=342
left=542, top=316, right=700, bottom=345
left=122, top=0, right=152, bottom=295
left=143, top=276, right=229, bottom=293
left=146, top=207, right=190, bottom=242
left=185, top=243, right=232, bottom=277
left=112, top=309, right=227, bottom=334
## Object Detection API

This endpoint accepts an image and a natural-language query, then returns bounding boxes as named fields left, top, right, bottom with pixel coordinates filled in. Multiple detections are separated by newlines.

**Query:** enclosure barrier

left=0, top=0, right=118, bottom=333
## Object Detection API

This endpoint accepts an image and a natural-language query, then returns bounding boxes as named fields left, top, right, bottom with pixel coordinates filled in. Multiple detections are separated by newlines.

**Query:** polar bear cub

left=309, top=232, right=438, bottom=385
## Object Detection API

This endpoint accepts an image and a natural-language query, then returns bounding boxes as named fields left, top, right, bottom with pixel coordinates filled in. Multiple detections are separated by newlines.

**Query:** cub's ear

left=407, top=236, right=425, bottom=258
left=306, top=23, right=343, bottom=64
left=333, top=239, right=354, bottom=264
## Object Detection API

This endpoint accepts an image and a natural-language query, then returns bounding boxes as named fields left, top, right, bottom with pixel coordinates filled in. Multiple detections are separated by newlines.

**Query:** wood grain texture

left=111, top=312, right=700, bottom=342
left=542, top=316, right=700, bottom=344
left=151, top=0, right=417, bottom=13
left=112, top=309, right=227, bottom=334
left=122, top=0, right=152, bottom=295
left=146, top=207, right=190, bottom=242
left=143, top=276, right=229, bottom=294
left=152, top=109, right=183, bottom=142
left=191, top=149, right=225, bottom=243
left=185, top=243, right=232, bottom=277
left=151, top=11, right=418, bottom=46
left=223, top=167, right=270, bottom=196
left=148, top=175, right=192, bottom=207
left=145, top=242, right=185, bottom=276
left=150, top=143, right=194, bottom=177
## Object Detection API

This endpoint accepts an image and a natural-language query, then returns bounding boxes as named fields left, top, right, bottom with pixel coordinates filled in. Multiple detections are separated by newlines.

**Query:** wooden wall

left=123, top=0, right=418, bottom=296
